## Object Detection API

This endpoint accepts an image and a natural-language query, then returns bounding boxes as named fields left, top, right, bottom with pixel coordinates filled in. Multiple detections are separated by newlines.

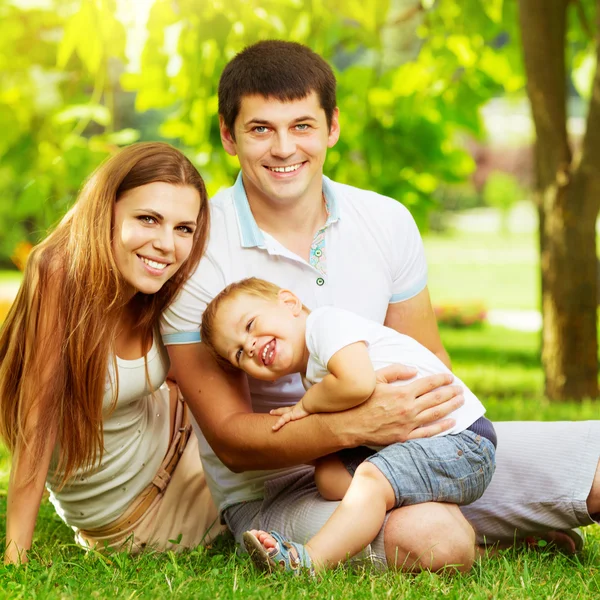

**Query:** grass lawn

left=424, top=231, right=539, bottom=311
left=1, top=324, right=598, bottom=599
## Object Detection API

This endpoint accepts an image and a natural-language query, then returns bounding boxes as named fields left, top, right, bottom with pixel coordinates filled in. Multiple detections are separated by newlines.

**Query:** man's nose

left=271, top=131, right=295, bottom=158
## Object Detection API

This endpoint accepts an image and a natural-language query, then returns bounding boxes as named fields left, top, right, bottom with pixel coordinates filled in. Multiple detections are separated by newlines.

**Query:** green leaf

left=53, top=104, right=111, bottom=126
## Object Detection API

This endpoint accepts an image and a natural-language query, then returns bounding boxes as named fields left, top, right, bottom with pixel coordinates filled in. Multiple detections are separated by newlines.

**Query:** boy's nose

left=244, top=338, right=256, bottom=356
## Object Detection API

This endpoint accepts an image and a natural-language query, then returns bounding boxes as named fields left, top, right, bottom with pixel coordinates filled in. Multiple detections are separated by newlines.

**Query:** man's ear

left=278, top=289, right=303, bottom=316
left=219, top=115, right=238, bottom=156
left=327, top=107, right=340, bottom=148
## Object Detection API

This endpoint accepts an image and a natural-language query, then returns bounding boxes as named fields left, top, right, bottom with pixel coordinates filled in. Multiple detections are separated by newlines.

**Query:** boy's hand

left=270, top=401, right=310, bottom=431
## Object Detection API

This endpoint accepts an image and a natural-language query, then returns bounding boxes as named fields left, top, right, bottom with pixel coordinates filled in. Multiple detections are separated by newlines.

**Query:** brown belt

left=79, top=403, right=191, bottom=538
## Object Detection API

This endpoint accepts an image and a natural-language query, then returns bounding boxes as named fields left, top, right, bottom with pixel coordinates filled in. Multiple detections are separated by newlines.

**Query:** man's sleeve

left=389, top=203, right=428, bottom=304
left=161, top=251, right=226, bottom=345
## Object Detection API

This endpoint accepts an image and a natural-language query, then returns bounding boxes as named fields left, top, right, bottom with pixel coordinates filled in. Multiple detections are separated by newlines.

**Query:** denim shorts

left=339, top=430, right=496, bottom=507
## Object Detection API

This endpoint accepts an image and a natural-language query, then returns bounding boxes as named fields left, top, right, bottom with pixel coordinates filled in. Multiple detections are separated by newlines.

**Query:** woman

left=1, top=142, right=223, bottom=565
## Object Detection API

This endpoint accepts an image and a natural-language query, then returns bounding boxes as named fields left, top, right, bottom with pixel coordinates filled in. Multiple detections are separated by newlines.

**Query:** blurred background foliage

left=0, top=0, right=596, bottom=266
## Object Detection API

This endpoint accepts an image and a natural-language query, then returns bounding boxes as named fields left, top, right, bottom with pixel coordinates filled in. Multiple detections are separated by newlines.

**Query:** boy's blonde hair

left=201, top=277, right=283, bottom=368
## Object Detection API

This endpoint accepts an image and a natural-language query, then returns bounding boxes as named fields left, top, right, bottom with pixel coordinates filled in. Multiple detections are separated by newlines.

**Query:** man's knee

left=384, top=503, right=476, bottom=573
left=587, top=459, right=600, bottom=516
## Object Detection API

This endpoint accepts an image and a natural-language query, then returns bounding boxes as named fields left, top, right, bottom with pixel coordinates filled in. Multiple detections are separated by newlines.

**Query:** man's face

left=220, top=92, right=340, bottom=209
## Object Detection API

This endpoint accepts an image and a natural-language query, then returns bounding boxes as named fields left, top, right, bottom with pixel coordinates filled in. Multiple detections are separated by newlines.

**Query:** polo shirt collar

left=233, top=172, right=340, bottom=249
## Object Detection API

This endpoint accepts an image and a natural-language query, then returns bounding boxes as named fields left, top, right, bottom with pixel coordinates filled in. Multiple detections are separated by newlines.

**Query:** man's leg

left=383, top=502, right=476, bottom=572
left=233, top=467, right=476, bottom=572
left=461, top=421, right=600, bottom=545
left=588, top=459, right=600, bottom=516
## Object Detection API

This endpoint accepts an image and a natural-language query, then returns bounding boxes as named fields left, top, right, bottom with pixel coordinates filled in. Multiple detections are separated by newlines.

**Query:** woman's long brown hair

left=0, top=142, right=209, bottom=486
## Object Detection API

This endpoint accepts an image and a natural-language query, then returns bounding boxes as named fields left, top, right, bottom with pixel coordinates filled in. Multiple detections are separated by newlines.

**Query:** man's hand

left=270, top=400, right=311, bottom=431
left=339, top=364, right=464, bottom=447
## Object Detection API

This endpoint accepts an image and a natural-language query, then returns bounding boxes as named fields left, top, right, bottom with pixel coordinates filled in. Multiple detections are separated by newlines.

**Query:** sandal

left=243, top=530, right=314, bottom=576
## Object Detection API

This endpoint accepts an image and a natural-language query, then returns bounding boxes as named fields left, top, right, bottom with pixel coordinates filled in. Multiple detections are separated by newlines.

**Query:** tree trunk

left=519, top=0, right=599, bottom=400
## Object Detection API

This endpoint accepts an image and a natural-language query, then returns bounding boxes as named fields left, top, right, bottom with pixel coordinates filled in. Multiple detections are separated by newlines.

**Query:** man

left=162, top=40, right=600, bottom=571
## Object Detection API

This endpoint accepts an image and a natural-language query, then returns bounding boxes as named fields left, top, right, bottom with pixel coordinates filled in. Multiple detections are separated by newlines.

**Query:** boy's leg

left=225, top=467, right=474, bottom=572
left=314, top=454, right=353, bottom=501
left=460, top=421, right=600, bottom=545
left=306, top=462, right=395, bottom=569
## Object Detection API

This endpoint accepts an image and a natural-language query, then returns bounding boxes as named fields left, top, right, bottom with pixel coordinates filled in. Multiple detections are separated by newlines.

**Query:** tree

left=423, top=0, right=599, bottom=400
left=518, top=0, right=599, bottom=400
left=0, top=0, right=136, bottom=266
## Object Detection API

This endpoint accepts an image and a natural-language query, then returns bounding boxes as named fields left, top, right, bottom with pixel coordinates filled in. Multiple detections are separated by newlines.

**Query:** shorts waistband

left=467, top=416, right=497, bottom=448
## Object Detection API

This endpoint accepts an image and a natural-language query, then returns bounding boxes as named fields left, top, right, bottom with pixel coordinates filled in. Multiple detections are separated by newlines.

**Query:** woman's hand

left=338, top=364, right=464, bottom=447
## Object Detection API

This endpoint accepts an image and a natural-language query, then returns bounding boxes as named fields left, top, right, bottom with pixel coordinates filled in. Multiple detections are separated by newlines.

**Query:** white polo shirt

left=161, top=173, right=428, bottom=513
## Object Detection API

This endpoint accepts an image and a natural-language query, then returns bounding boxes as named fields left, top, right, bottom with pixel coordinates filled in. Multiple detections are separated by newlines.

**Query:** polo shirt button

left=316, top=277, right=325, bottom=286
left=314, top=249, right=322, bottom=257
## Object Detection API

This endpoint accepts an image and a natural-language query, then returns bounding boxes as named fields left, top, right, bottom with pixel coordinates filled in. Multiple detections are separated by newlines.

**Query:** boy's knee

left=384, top=504, right=476, bottom=573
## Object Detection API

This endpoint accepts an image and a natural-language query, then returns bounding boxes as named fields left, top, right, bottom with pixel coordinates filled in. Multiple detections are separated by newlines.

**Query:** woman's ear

left=278, top=289, right=303, bottom=316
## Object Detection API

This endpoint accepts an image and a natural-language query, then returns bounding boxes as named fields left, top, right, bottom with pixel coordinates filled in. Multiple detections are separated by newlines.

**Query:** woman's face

left=112, top=182, right=201, bottom=295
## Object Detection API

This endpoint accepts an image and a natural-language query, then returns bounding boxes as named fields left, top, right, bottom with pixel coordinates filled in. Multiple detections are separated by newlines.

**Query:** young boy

left=201, top=277, right=496, bottom=574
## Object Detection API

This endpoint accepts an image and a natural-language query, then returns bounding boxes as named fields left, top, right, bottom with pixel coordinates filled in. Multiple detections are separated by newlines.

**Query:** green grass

left=424, top=231, right=539, bottom=310
left=1, top=323, right=599, bottom=598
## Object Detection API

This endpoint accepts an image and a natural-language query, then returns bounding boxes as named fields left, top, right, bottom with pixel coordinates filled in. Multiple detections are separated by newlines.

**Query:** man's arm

left=384, top=286, right=451, bottom=369
left=168, top=342, right=463, bottom=472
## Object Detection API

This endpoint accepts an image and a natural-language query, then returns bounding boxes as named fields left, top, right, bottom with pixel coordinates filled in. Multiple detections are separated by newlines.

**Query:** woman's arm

left=4, top=259, right=63, bottom=565
left=5, top=423, right=56, bottom=565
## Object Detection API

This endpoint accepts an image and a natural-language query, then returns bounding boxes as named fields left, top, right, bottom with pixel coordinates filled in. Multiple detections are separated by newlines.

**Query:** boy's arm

left=269, top=341, right=375, bottom=430
left=301, top=342, right=376, bottom=414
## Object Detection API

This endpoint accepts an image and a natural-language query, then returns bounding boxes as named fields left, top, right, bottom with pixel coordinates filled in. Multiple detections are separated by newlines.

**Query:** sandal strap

left=267, top=530, right=314, bottom=576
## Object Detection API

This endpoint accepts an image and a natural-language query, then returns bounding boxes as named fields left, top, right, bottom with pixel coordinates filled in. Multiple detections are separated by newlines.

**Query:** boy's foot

left=243, top=529, right=314, bottom=576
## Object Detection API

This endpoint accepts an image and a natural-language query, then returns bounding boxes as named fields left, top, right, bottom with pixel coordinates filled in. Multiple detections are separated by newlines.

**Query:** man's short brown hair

left=218, top=40, right=337, bottom=136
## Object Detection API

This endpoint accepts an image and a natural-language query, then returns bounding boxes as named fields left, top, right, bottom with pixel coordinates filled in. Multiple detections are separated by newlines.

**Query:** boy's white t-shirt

left=305, top=306, right=485, bottom=435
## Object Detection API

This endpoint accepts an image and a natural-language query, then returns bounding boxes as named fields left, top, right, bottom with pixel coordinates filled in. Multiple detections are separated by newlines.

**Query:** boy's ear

left=278, top=289, right=303, bottom=316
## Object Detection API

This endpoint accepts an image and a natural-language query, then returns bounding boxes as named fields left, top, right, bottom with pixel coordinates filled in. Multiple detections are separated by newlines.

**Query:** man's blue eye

left=254, top=126, right=268, bottom=133
left=296, top=124, right=309, bottom=130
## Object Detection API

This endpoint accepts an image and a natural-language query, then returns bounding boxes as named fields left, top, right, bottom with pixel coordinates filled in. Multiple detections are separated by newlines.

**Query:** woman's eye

left=236, top=348, right=243, bottom=362
left=246, top=318, right=254, bottom=332
left=176, top=225, right=194, bottom=234
left=138, top=215, right=156, bottom=224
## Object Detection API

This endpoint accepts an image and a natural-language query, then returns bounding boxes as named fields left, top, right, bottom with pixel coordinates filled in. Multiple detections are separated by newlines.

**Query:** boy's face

left=219, top=92, right=340, bottom=210
left=212, top=291, right=307, bottom=381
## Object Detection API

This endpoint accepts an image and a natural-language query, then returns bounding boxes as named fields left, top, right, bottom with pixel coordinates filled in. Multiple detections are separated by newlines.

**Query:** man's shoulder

left=327, top=178, right=413, bottom=220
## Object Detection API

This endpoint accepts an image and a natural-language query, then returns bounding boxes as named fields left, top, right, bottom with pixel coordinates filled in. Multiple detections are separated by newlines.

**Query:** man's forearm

left=199, top=409, right=359, bottom=472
